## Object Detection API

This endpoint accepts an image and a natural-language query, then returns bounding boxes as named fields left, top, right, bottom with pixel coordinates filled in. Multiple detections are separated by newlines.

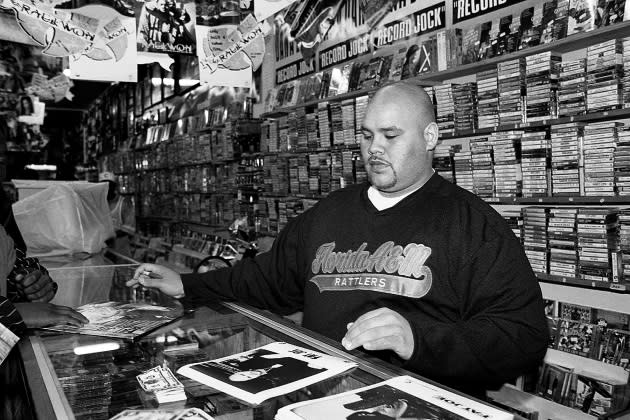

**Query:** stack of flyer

left=177, top=342, right=358, bottom=405
left=275, top=375, right=514, bottom=420
left=136, top=366, right=186, bottom=403
left=110, top=408, right=213, bottom=419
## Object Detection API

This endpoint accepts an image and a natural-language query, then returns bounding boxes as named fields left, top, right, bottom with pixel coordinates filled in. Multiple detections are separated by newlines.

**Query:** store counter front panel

left=19, top=263, right=513, bottom=420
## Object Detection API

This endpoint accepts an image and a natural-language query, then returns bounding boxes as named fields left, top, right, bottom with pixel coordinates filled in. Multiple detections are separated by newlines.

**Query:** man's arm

left=179, top=215, right=306, bottom=316
left=400, top=235, right=549, bottom=391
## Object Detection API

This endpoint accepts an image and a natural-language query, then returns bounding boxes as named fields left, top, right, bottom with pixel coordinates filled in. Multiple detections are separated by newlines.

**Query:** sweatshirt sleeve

left=400, top=234, right=549, bottom=391
left=0, top=296, right=26, bottom=337
left=179, top=215, right=306, bottom=315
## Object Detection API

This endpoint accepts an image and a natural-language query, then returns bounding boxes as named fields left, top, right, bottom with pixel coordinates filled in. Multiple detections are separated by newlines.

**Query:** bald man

left=128, top=82, right=548, bottom=396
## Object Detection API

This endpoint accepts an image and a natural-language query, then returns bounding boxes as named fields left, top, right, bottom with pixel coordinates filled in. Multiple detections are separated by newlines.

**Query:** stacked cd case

left=470, top=137, right=494, bottom=198
left=586, top=39, right=623, bottom=112
left=577, top=208, right=619, bottom=282
left=452, top=82, right=478, bottom=131
left=434, top=84, right=456, bottom=135
left=317, top=102, right=331, bottom=148
left=498, top=58, right=525, bottom=125
left=582, top=122, right=620, bottom=196
left=558, top=59, right=587, bottom=117
left=623, top=36, right=630, bottom=107
left=547, top=207, right=578, bottom=280
left=355, top=95, right=369, bottom=144
left=550, top=122, right=583, bottom=196
left=525, top=51, right=560, bottom=122
left=453, top=148, right=474, bottom=193
left=497, top=207, right=522, bottom=239
left=522, top=206, right=549, bottom=275
left=617, top=209, right=630, bottom=284
left=433, top=142, right=459, bottom=183
left=329, top=102, right=344, bottom=146
left=614, top=127, right=630, bottom=195
left=490, top=131, right=522, bottom=197
left=306, top=112, right=319, bottom=149
left=476, top=68, right=499, bottom=128
left=341, top=99, right=356, bottom=146
left=521, top=130, right=550, bottom=197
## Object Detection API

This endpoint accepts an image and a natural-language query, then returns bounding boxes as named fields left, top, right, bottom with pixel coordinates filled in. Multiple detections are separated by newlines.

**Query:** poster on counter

left=135, top=0, right=196, bottom=55
left=196, top=12, right=264, bottom=88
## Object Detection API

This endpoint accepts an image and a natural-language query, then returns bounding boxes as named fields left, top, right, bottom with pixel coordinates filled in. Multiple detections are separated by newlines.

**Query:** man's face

left=360, top=90, right=432, bottom=194
left=156, top=0, right=167, bottom=12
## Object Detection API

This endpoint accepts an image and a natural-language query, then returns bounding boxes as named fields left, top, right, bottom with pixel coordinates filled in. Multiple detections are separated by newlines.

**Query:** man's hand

left=14, top=270, right=57, bottom=303
left=126, top=264, right=185, bottom=298
left=341, top=308, right=415, bottom=360
left=14, top=303, right=89, bottom=329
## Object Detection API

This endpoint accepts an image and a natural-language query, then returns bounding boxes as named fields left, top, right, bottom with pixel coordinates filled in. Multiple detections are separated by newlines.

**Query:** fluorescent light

left=26, top=164, right=57, bottom=171
left=152, top=78, right=199, bottom=87
left=73, top=342, right=120, bottom=355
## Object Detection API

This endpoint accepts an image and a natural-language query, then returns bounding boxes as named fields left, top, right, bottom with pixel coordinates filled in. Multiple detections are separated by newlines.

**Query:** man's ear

left=424, top=122, right=439, bottom=151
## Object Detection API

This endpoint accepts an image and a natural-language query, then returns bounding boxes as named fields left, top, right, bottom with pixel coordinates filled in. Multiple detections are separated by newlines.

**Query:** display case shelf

left=537, top=273, right=630, bottom=293
left=484, top=196, right=630, bottom=205
left=439, top=107, right=630, bottom=140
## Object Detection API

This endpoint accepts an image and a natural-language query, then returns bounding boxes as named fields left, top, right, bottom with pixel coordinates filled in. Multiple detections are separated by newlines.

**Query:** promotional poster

left=135, top=0, right=196, bottom=55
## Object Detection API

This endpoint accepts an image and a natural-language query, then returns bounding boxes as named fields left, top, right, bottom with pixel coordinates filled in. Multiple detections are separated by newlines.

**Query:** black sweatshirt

left=182, top=174, right=549, bottom=393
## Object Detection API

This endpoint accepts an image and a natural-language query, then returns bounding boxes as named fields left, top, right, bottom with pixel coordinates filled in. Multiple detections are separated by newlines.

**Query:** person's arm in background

left=0, top=187, right=56, bottom=303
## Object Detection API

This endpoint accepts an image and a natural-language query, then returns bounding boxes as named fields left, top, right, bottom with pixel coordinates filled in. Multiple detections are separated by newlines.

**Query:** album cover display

left=177, top=342, right=357, bottom=405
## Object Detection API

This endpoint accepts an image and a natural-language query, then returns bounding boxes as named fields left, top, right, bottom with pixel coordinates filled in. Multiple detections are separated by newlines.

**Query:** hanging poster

left=274, top=0, right=344, bottom=63
left=254, top=0, right=298, bottom=22
left=0, top=0, right=137, bottom=82
left=196, top=12, right=264, bottom=88
left=135, top=0, right=196, bottom=55
left=67, top=4, right=137, bottom=82
left=452, top=0, right=526, bottom=24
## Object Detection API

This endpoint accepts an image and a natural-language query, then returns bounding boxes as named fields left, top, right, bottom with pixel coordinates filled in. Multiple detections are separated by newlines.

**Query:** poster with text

left=135, top=0, right=196, bottom=55
left=196, top=13, right=264, bottom=88
left=254, top=0, right=298, bottom=21
left=68, top=4, right=137, bottom=82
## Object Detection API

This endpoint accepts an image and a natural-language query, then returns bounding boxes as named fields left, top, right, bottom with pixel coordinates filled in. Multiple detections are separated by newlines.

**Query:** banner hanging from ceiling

left=196, top=9, right=264, bottom=88
left=134, top=0, right=196, bottom=55
left=67, top=4, right=137, bottom=82
left=0, top=0, right=137, bottom=82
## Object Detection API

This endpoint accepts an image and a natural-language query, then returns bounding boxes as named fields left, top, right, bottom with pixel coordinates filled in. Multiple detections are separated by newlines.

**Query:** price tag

left=591, top=281, right=596, bottom=287
left=610, top=284, right=625, bottom=291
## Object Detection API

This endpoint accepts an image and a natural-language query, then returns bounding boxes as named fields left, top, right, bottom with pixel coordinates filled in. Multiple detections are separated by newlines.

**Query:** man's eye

left=385, top=134, right=397, bottom=140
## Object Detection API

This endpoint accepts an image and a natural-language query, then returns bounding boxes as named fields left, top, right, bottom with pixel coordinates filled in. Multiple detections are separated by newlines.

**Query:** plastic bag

left=13, top=182, right=115, bottom=257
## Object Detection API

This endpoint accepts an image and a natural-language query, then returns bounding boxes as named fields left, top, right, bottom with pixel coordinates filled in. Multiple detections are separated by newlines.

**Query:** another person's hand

left=14, top=270, right=57, bottom=303
left=127, top=264, right=185, bottom=298
left=14, top=303, right=88, bottom=329
left=341, top=308, right=414, bottom=360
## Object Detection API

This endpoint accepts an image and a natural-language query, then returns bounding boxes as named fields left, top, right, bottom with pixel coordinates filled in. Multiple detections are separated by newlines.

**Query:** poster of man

left=136, top=0, right=196, bottom=54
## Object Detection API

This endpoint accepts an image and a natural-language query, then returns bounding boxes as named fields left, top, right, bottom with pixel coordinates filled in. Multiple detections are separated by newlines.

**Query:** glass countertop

left=23, top=261, right=401, bottom=420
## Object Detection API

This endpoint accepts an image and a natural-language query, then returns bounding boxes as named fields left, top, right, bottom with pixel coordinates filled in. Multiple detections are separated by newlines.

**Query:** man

left=139, top=0, right=174, bottom=47
left=0, top=186, right=56, bottom=303
left=129, top=82, right=548, bottom=395
left=99, top=171, right=135, bottom=255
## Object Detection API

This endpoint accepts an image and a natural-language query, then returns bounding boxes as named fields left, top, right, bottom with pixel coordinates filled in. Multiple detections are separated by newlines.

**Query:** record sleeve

left=177, top=342, right=357, bottom=405
left=275, top=375, right=513, bottom=420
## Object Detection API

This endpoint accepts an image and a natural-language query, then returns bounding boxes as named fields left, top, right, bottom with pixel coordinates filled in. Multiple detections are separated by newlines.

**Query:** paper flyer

left=254, top=0, right=298, bottom=22
left=178, top=342, right=357, bottom=405
left=68, top=4, right=138, bottom=82
left=135, top=0, right=196, bottom=55
left=276, top=375, right=514, bottom=420
left=195, top=13, right=264, bottom=88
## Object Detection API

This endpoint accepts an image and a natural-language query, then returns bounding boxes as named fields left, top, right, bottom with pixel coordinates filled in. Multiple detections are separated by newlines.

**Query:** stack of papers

left=110, top=407, right=213, bottom=419
left=177, top=342, right=358, bottom=405
left=136, top=366, right=186, bottom=403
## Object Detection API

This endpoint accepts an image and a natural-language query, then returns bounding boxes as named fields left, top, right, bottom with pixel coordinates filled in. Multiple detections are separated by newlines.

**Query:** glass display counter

left=17, top=258, right=511, bottom=420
